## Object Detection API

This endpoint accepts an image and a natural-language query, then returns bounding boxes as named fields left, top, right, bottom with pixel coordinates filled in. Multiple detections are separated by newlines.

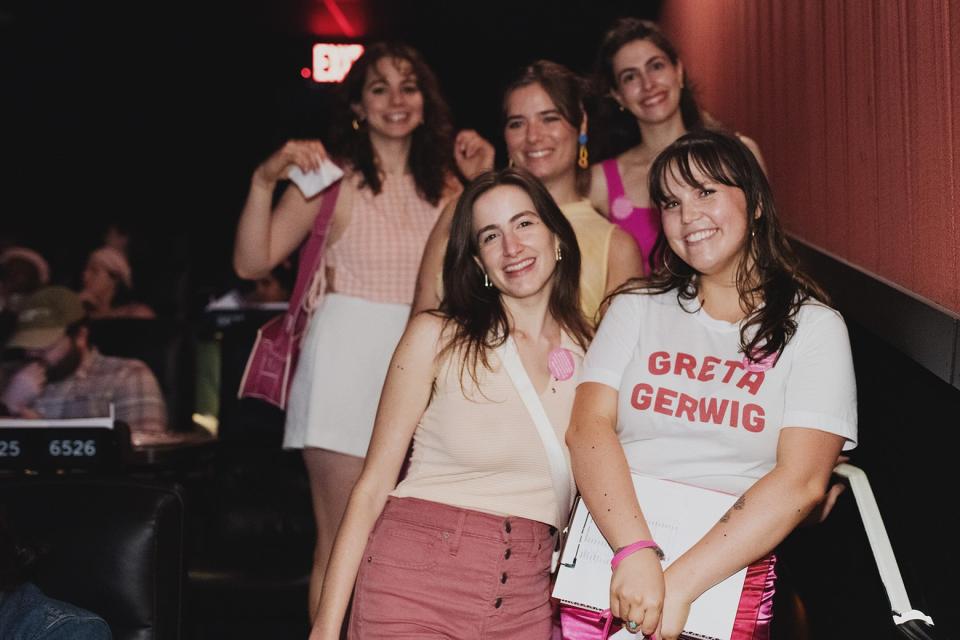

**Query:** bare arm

left=566, top=382, right=665, bottom=636
left=233, top=140, right=332, bottom=279
left=309, top=313, right=442, bottom=640
left=605, top=227, right=645, bottom=293
left=657, top=428, right=845, bottom=640
left=411, top=200, right=456, bottom=315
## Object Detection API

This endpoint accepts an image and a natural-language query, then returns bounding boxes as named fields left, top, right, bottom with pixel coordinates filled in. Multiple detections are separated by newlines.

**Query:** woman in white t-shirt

left=566, top=130, right=857, bottom=639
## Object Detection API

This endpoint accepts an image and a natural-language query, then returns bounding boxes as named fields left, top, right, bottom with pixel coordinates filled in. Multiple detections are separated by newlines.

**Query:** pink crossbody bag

left=237, top=180, right=341, bottom=409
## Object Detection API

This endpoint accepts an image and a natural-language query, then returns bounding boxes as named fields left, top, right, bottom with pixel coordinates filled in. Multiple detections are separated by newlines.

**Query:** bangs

left=649, top=142, right=741, bottom=207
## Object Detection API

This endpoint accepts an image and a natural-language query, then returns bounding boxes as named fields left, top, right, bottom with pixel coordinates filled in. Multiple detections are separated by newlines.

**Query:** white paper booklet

left=552, top=474, right=748, bottom=640
left=288, top=159, right=344, bottom=198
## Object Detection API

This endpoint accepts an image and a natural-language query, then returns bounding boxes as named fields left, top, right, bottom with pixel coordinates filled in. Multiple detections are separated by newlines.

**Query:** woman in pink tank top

left=587, top=18, right=765, bottom=273
left=233, top=43, right=459, bottom=623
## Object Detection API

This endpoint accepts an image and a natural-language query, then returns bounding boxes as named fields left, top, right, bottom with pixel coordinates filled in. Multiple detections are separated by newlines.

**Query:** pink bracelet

left=611, top=539, right=664, bottom=569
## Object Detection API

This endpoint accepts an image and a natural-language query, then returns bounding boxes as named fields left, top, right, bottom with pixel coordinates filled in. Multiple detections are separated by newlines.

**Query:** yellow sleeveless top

left=561, top=199, right=614, bottom=325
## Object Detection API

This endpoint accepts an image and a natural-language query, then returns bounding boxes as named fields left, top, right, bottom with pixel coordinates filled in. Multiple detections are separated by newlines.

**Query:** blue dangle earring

left=577, top=133, right=589, bottom=169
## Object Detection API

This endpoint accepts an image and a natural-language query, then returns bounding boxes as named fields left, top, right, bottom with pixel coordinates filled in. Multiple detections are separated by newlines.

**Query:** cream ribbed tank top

left=391, top=335, right=583, bottom=528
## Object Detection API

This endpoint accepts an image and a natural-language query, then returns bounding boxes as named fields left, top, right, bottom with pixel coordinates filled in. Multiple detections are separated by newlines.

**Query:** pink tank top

left=601, top=158, right=660, bottom=271
left=326, top=173, right=443, bottom=305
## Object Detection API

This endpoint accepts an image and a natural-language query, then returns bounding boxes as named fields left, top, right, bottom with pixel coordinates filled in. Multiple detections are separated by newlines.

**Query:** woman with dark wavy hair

left=567, top=131, right=857, bottom=639
left=311, top=168, right=591, bottom=639
left=233, top=42, right=460, bottom=620
left=588, top=18, right=765, bottom=272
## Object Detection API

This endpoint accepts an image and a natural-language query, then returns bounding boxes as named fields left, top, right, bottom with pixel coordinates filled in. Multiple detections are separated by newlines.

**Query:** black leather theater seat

left=0, top=479, right=185, bottom=640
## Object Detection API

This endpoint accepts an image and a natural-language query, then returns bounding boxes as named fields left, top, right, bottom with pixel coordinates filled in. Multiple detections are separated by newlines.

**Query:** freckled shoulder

left=404, top=311, right=449, bottom=357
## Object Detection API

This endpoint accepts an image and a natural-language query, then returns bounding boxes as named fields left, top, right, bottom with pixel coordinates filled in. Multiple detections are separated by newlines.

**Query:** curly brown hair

left=327, top=42, right=454, bottom=206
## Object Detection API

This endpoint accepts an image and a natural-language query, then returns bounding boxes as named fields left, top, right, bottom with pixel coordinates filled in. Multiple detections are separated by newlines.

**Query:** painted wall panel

left=660, top=0, right=960, bottom=313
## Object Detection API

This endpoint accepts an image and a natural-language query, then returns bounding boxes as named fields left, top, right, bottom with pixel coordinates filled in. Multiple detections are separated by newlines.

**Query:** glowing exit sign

left=312, top=43, right=364, bottom=82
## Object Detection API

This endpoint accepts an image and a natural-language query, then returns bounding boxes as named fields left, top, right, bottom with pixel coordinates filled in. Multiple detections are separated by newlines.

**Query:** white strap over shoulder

left=496, top=337, right=574, bottom=529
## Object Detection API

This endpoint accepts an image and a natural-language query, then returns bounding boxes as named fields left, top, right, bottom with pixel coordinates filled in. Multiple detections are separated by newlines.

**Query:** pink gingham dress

left=283, top=172, right=445, bottom=454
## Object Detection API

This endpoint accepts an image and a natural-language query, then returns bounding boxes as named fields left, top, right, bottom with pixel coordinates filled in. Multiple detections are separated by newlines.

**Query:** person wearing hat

left=79, top=246, right=154, bottom=319
left=0, top=246, right=52, bottom=344
left=0, top=286, right=167, bottom=444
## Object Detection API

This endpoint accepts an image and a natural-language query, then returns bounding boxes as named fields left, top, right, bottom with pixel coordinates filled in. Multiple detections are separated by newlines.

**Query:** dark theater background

left=0, top=0, right=660, bottom=309
left=2, top=1, right=958, bottom=639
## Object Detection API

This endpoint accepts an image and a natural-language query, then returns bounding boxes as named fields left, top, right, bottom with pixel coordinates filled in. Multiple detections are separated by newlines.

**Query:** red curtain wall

left=659, top=0, right=960, bottom=314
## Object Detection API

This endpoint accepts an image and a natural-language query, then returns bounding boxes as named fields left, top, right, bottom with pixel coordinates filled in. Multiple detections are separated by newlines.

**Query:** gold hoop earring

left=351, top=118, right=360, bottom=131
left=483, top=272, right=492, bottom=288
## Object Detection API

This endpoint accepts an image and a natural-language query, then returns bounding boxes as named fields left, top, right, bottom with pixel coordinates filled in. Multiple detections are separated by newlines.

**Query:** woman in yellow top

left=413, top=60, right=643, bottom=324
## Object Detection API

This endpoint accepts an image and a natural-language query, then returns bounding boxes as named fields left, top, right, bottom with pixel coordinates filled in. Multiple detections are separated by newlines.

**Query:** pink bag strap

left=601, top=158, right=627, bottom=203
left=285, top=179, right=341, bottom=330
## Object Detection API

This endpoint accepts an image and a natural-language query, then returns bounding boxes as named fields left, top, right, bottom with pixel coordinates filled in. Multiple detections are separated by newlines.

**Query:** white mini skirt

left=283, top=293, right=410, bottom=456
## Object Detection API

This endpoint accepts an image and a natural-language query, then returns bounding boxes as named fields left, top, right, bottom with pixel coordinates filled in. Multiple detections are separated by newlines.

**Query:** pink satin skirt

left=557, top=553, right=776, bottom=639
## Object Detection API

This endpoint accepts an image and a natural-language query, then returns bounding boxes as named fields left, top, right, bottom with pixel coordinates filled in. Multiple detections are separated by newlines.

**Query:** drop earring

left=577, top=133, right=589, bottom=169
left=555, top=245, right=563, bottom=262
left=483, top=272, right=492, bottom=288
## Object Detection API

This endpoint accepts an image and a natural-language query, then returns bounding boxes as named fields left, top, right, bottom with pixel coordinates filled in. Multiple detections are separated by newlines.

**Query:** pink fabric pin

left=611, top=196, right=634, bottom=220
left=548, top=347, right=575, bottom=381
left=741, top=351, right=777, bottom=373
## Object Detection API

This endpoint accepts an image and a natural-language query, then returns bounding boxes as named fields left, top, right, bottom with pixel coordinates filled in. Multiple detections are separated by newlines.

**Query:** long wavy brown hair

left=591, top=18, right=705, bottom=162
left=327, top=42, right=454, bottom=205
left=439, top=167, right=593, bottom=385
left=635, top=130, right=829, bottom=364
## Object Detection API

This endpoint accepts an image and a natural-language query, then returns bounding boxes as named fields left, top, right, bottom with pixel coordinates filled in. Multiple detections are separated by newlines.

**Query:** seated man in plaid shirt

left=0, top=286, right=167, bottom=445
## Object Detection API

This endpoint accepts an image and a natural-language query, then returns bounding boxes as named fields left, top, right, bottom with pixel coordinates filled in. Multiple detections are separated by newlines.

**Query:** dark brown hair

left=501, top=60, right=591, bottom=197
left=439, top=167, right=593, bottom=384
left=592, top=18, right=705, bottom=161
left=638, top=130, right=829, bottom=364
left=327, top=42, right=454, bottom=205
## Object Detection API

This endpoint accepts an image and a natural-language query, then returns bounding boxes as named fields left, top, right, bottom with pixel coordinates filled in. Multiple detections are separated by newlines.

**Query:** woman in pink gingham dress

left=233, top=43, right=460, bottom=622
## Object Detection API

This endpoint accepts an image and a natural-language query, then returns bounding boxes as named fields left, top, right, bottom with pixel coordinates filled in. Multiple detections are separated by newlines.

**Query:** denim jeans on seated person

left=0, top=582, right=112, bottom=639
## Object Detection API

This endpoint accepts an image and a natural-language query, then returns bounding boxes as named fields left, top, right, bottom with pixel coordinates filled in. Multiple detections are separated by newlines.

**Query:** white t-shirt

left=582, top=290, right=858, bottom=495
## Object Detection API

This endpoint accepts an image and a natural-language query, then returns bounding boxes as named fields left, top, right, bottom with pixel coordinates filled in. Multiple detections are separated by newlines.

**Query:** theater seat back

left=0, top=479, right=184, bottom=640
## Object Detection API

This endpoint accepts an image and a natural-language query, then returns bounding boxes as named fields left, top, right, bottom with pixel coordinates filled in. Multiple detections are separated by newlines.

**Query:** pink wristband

left=611, top=539, right=664, bottom=569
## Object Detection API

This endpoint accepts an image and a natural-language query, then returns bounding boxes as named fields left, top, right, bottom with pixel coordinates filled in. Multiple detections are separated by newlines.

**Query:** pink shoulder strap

left=601, top=158, right=626, bottom=204
left=286, top=179, right=341, bottom=326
